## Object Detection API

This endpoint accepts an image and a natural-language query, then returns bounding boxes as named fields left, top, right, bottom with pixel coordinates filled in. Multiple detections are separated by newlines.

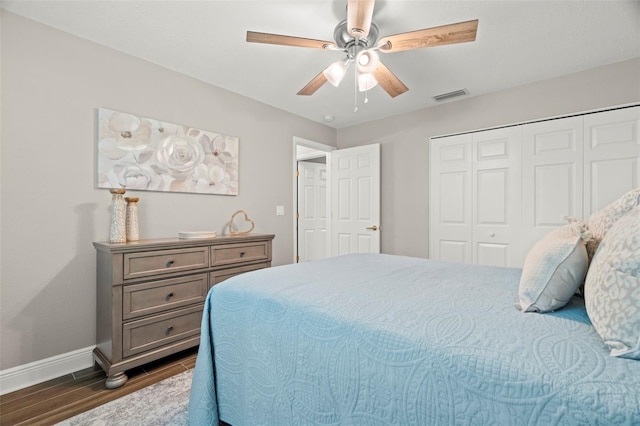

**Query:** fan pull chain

left=353, top=58, right=358, bottom=113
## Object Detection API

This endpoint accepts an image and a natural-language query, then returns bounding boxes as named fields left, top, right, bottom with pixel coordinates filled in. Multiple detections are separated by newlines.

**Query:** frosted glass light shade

left=356, top=50, right=380, bottom=74
left=358, top=72, right=378, bottom=91
left=323, top=61, right=348, bottom=87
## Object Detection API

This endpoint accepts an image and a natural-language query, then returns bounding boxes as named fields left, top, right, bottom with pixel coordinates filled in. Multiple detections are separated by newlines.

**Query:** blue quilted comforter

left=189, top=254, right=640, bottom=425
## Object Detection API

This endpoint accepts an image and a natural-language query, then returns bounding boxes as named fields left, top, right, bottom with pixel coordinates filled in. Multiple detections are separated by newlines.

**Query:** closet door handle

left=366, top=225, right=378, bottom=231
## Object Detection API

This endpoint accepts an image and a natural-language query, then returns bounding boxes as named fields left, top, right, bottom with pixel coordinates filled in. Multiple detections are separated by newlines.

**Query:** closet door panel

left=429, top=134, right=472, bottom=263
left=440, top=172, right=467, bottom=224
left=476, top=169, right=507, bottom=224
left=589, top=159, right=637, bottom=210
left=522, top=116, right=583, bottom=261
left=534, top=163, right=579, bottom=225
left=584, top=106, right=640, bottom=217
left=477, top=243, right=509, bottom=267
left=472, top=127, right=521, bottom=267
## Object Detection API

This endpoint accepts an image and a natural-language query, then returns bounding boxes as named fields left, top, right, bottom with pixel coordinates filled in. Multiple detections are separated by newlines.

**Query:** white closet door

left=472, top=127, right=522, bottom=267
left=584, top=106, right=640, bottom=217
left=522, top=116, right=584, bottom=259
left=429, top=134, right=472, bottom=263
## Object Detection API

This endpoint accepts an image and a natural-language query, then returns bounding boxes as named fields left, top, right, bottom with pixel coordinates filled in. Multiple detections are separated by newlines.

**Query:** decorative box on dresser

left=93, top=233, right=275, bottom=389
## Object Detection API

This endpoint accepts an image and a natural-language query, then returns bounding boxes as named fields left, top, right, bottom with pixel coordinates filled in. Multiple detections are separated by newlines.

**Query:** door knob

left=366, top=225, right=378, bottom=231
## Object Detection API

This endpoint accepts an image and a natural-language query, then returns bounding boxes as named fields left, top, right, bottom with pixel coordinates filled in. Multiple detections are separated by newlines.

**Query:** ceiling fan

left=246, top=0, right=478, bottom=99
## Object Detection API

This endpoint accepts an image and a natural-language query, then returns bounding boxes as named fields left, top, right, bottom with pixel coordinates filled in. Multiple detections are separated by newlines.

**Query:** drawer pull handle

left=240, top=252, right=245, bottom=258
left=165, top=326, right=174, bottom=336
left=165, top=292, right=174, bottom=301
left=166, top=259, right=175, bottom=267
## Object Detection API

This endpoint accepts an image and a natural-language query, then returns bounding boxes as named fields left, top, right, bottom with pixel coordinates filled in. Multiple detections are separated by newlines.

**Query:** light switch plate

left=276, top=205, right=285, bottom=216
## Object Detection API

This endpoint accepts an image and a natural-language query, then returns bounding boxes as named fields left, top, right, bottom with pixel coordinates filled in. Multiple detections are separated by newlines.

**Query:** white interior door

left=293, top=137, right=335, bottom=263
left=583, top=106, right=640, bottom=217
left=297, top=161, right=328, bottom=262
left=429, top=134, right=473, bottom=263
left=472, top=127, right=522, bottom=267
left=331, top=143, right=381, bottom=256
left=430, top=129, right=521, bottom=267
left=522, top=116, right=584, bottom=258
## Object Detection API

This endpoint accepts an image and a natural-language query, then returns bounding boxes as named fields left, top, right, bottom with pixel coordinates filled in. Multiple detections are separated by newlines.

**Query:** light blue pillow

left=585, top=206, right=640, bottom=359
left=517, top=219, right=590, bottom=313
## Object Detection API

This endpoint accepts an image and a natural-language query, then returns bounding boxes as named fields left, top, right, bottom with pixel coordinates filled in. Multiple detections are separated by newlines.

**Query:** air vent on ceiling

left=433, top=89, right=469, bottom=101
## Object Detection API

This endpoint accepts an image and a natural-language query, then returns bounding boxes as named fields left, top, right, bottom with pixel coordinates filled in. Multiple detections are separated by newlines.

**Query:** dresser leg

left=105, top=372, right=128, bottom=389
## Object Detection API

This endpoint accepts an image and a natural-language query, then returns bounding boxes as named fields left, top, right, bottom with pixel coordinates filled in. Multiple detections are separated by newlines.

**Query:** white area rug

left=57, top=370, right=192, bottom=426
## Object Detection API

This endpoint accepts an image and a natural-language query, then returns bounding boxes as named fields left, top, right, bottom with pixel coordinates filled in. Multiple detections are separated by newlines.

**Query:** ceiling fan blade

left=378, top=19, right=478, bottom=53
left=297, top=71, right=329, bottom=96
left=347, top=0, right=375, bottom=38
left=247, top=31, right=337, bottom=50
left=373, top=62, right=408, bottom=98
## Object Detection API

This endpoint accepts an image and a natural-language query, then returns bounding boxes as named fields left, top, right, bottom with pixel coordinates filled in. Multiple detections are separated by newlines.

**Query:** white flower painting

left=97, top=108, right=239, bottom=195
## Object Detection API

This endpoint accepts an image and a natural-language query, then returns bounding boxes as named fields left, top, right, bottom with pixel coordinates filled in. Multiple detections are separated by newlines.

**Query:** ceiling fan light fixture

left=356, top=49, right=380, bottom=74
left=357, top=72, right=378, bottom=92
left=247, top=2, right=478, bottom=101
left=323, top=60, right=349, bottom=87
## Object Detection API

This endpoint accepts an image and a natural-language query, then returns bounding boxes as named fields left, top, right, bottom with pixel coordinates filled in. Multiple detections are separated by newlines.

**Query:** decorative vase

left=125, top=197, right=140, bottom=241
left=109, top=189, right=127, bottom=243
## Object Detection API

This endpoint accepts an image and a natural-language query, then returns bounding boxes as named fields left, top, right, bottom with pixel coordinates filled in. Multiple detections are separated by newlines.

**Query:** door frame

left=292, top=137, right=336, bottom=263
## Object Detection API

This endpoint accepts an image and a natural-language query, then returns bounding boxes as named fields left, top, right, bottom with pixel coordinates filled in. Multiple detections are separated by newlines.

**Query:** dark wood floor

left=0, top=347, right=198, bottom=426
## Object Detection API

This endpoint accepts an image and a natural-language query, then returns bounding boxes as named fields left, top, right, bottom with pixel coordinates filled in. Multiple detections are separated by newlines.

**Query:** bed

left=188, top=253, right=640, bottom=425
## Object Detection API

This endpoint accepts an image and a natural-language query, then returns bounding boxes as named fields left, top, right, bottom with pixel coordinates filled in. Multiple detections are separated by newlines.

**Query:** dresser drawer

left=122, top=274, right=208, bottom=320
left=122, top=305, right=202, bottom=358
left=210, top=262, right=270, bottom=288
left=123, top=247, right=209, bottom=280
left=211, top=241, right=270, bottom=267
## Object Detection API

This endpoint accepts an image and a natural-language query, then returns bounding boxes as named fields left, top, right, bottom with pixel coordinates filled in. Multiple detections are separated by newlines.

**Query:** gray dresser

left=93, top=233, right=274, bottom=388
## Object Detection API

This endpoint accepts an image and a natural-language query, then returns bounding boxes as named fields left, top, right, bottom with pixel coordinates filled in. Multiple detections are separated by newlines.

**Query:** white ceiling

left=3, top=1, right=639, bottom=129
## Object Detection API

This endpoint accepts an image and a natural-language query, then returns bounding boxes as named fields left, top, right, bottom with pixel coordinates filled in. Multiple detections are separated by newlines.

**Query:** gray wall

left=337, top=57, right=640, bottom=258
left=0, top=12, right=336, bottom=370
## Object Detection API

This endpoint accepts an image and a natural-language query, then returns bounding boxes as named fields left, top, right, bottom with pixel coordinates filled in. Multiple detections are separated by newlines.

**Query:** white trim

left=0, top=346, right=95, bottom=395
left=430, top=102, right=640, bottom=140
left=297, top=151, right=326, bottom=161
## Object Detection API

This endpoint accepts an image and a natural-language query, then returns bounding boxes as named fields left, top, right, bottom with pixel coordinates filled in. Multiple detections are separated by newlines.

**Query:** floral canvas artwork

left=97, top=108, right=239, bottom=195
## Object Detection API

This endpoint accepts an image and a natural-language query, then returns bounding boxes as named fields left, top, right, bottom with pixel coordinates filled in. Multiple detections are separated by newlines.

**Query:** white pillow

left=586, top=188, right=640, bottom=260
left=585, top=206, right=640, bottom=359
left=517, top=218, right=590, bottom=313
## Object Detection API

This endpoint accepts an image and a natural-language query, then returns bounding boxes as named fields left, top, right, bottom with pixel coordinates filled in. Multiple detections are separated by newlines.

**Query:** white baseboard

left=0, top=346, right=95, bottom=395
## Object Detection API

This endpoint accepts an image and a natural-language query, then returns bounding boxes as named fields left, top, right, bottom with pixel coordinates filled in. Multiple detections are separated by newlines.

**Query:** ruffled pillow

left=585, top=206, right=640, bottom=359
left=586, top=188, right=640, bottom=260
left=517, top=217, right=591, bottom=313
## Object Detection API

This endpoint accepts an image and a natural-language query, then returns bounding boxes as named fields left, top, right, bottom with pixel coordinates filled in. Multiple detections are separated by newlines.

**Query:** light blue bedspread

left=189, top=254, right=640, bottom=425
